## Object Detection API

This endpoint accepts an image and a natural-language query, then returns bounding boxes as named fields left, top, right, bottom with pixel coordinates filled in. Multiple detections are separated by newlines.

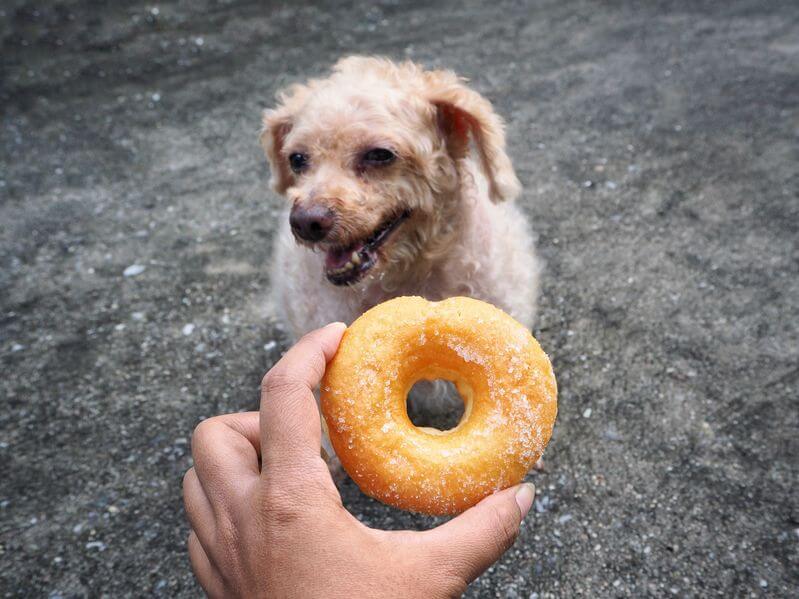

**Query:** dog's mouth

left=324, top=209, right=411, bottom=286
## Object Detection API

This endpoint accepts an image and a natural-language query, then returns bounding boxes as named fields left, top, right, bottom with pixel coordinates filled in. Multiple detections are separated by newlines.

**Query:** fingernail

left=515, top=483, right=536, bottom=518
left=325, top=322, right=347, bottom=331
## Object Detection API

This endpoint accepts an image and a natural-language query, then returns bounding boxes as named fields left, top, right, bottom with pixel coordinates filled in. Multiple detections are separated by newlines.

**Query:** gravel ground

left=1, top=1, right=797, bottom=597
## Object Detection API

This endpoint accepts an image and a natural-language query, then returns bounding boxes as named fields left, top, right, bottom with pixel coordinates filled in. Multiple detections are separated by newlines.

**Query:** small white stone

left=85, top=541, right=106, bottom=551
left=182, top=323, right=195, bottom=336
left=195, top=36, right=204, bottom=46
left=759, top=580, right=767, bottom=588
left=150, top=7, right=160, bottom=15
left=11, top=343, right=24, bottom=352
left=114, top=324, right=126, bottom=331
left=151, top=92, right=161, bottom=102
left=131, top=312, right=145, bottom=321
left=583, top=408, right=592, bottom=418
left=123, top=264, right=146, bottom=277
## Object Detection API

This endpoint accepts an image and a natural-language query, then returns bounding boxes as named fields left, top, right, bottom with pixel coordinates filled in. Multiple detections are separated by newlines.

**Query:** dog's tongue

left=325, top=244, right=364, bottom=270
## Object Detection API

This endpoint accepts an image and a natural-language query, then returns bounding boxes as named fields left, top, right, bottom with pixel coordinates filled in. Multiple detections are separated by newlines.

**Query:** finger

left=191, top=412, right=261, bottom=507
left=182, top=467, right=216, bottom=550
left=421, top=483, right=535, bottom=585
left=188, top=530, right=227, bottom=598
left=259, top=322, right=346, bottom=471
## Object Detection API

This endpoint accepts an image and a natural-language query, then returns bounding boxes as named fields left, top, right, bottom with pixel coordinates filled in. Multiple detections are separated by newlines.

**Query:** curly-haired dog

left=260, top=56, right=541, bottom=436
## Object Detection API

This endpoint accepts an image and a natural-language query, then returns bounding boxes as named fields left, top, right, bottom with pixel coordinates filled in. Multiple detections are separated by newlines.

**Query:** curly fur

left=261, top=56, right=541, bottom=350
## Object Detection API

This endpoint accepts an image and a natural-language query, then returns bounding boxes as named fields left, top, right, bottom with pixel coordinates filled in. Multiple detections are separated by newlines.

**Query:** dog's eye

left=289, top=153, right=309, bottom=174
left=361, top=148, right=396, bottom=166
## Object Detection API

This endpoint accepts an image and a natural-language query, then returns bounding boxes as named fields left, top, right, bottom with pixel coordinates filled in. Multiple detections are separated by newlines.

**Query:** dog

left=260, top=56, right=541, bottom=461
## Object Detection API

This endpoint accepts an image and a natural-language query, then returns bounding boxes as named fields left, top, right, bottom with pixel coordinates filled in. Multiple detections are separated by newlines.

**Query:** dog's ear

left=259, top=107, right=292, bottom=195
left=260, top=84, right=311, bottom=195
left=424, top=70, right=521, bottom=203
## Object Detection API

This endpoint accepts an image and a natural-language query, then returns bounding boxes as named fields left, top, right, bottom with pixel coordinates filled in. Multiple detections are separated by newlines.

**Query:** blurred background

left=1, top=1, right=797, bottom=596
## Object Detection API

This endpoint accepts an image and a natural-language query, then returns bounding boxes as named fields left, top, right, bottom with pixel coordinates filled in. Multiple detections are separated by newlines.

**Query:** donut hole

left=406, top=379, right=465, bottom=432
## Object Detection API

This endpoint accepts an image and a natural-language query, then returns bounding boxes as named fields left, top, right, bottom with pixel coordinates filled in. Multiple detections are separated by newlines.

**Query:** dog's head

left=260, top=56, right=520, bottom=288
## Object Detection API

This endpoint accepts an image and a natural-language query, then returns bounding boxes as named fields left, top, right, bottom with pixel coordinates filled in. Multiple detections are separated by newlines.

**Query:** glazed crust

left=320, top=296, right=557, bottom=515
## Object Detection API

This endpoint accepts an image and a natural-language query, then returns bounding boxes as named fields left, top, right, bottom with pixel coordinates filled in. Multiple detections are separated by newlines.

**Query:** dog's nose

left=289, top=204, right=336, bottom=242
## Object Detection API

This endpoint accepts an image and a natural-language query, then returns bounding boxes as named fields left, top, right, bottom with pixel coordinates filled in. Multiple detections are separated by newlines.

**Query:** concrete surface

left=1, top=0, right=797, bottom=597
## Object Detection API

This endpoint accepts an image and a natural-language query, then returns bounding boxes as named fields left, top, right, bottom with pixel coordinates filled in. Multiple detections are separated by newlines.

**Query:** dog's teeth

left=328, top=260, right=357, bottom=276
left=351, top=252, right=361, bottom=266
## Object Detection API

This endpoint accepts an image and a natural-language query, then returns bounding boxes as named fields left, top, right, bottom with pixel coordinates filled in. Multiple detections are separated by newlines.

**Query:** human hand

left=183, top=323, right=536, bottom=598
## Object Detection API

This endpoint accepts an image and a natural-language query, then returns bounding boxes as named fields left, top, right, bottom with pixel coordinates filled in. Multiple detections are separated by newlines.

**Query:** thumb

left=422, top=483, right=535, bottom=585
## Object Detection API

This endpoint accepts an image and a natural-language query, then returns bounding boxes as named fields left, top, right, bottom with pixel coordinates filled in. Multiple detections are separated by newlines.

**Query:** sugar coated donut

left=320, top=296, right=558, bottom=515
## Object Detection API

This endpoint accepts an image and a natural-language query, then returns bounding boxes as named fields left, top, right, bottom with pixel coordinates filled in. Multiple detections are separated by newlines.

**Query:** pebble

left=583, top=408, right=592, bottom=418
left=534, top=495, right=551, bottom=513
left=11, top=343, right=24, bottom=352
left=182, top=323, right=195, bottom=336
left=131, top=312, right=145, bottom=321
left=263, top=340, right=277, bottom=351
left=85, top=541, right=106, bottom=551
left=123, top=264, right=146, bottom=277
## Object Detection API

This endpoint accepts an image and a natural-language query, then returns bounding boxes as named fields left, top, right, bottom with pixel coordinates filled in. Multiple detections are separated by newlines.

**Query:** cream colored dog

left=261, top=56, right=540, bottom=346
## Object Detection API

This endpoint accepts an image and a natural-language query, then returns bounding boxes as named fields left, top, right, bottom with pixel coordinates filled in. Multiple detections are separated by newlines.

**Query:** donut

left=320, top=296, right=558, bottom=515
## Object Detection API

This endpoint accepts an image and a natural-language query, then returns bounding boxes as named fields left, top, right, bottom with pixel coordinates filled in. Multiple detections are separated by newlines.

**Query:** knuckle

left=430, top=559, right=470, bottom=599
left=260, top=485, right=304, bottom=525
left=261, top=369, right=299, bottom=396
left=438, top=577, right=469, bottom=599
left=181, top=470, right=196, bottom=513
left=191, top=417, right=219, bottom=451
left=214, top=511, right=240, bottom=549
left=182, top=467, right=196, bottom=494
left=487, top=504, right=520, bottom=553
